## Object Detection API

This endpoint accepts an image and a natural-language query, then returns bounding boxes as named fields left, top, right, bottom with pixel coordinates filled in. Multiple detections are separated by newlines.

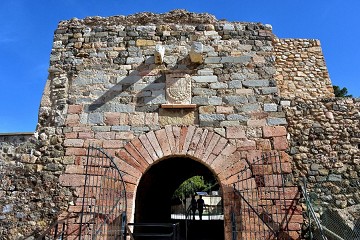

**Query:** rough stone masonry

left=0, top=10, right=359, bottom=240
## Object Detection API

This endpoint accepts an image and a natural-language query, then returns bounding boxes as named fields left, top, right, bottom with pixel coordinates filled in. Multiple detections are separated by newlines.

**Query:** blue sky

left=0, top=0, right=359, bottom=133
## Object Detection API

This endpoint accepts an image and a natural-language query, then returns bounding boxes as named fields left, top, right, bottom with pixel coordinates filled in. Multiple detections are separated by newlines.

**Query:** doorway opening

left=134, top=157, right=224, bottom=240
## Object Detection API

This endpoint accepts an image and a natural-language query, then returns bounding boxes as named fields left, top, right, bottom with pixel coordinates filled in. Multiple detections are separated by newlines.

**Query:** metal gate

left=230, top=152, right=293, bottom=240
left=79, top=145, right=127, bottom=239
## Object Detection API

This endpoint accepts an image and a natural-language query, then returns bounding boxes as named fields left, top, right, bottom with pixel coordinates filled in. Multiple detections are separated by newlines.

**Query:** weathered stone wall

left=285, top=98, right=360, bottom=221
left=0, top=133, right=73, bottom=239
left=40, top=10, right=299, bottom=239
left=7, top=9, right=359, bottom=239
left=0, top=133, right=33, bottom=147
left=274, top=38, right=335, bottom=99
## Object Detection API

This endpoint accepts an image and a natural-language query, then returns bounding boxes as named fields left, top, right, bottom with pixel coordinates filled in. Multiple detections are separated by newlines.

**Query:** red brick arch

left=114, top=125, right=242, bottom=188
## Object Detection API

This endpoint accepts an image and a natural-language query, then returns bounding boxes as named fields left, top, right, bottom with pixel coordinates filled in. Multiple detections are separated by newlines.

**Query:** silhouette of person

left=197, top=195, right=205, bottom=220
left=191, top=195, right=197, bottom=220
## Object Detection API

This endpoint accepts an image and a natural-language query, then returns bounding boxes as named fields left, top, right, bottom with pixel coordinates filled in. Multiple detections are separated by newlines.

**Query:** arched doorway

left=134, top=156, right=224, bottom=240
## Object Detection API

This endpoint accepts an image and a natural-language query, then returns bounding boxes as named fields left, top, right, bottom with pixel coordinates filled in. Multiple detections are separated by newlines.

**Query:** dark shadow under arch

left=134, top=156, right=224, bottom=240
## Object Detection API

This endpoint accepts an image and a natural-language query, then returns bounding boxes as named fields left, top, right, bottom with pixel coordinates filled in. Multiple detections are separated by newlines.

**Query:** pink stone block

left=263, top=126, right=287, bottom=137
left=226, top=126, right=246, bottom=139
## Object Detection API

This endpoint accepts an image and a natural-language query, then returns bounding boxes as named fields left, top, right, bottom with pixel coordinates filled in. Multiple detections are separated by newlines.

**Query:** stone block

left=155, top=45, right=165, bottom=64
left=192, top=88, right=217, bottom=96
left=220, top=56, right=251, bottom=64
left=220, top=121, right=241, bottom=127
left=216, top=106, right=233, bottom=114
left=159, top=109, right=197, bottom=126
left=210, top=82, right=228, bottom=89
left=197, top=69, right=214, bottom=76
left=63, top=139, right=84, bottom=147
left=192, top=96, right=209, bottom=105
left=267, top=117, right=287, bottom=126
left=104, top=112, right=120, bottom=125
left=227, top=114, right=249, bottom=122
left=223, top=96, right=248, bottom=105
left=204, top=57, right=221, bottom=64
left=59, top=174, right=86, bottom=187
left=237, top=140, right=257, bottom=150
left=66, top=114, right=80, bottom=126
left=328, top=174, right=342, bottom=182
left=103, top=140, right=123, bottom=149
left=241, top=103, right=261, bottom=112
left=226, top=126, right=246, bottom=139
left=209, top=96, right=222, bottom=105
left=189, top=42, right=204, bottom=63
left=199, top=114, right=225, bottom=121
left=111, top=125, right=131, bottom=132
left=65, top=148, right=87, bottom=156
left=88, top=113, right=104, bottom=125
left=273, top=136, right=288, bottom=150
left=144, top=94, right=166, bottom=104
left=116, top=75, right=141, bottom=84
left=199, top=106, right=215, bottom=114
left=264, top=103, right=278, bottom=112
left=228, top=80, right=242, bottom=89
left=243, top=79, right=269, bottom=87
left=145, top=112, right=159, bottom=125
left=78, top=132, right=94, bottom=139
left=115, top=131, right=135, bottom=140
left=247, top=119, right=267, bottom=127
left=192, top=75, right=218, bottom=83
left=111, top=104, right=135, bottom=113
left=261, top=87, right=279, bottom=95
left=68, top=105, right=83, bottom=114
left=126, top=57, right=144, bottom=64
left=136, top=39, right=156, bottom=46
left=95, top=132, right=115, bottom=140
left=263, top=126, right=287, bottom=137
left=129, top=112, right=145, bottom=126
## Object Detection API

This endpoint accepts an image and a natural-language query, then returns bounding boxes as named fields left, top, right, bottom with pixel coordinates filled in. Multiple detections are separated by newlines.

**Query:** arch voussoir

left=130, top=138, right=153, bottom=165
left=164, top=125, right=177, bottom=154
left=124, top=143, right=150, bottom=170
left=116, top=148, right=146, bottom=173
left=139, top=134, right=158, bottom=161
left=154, top=129, right=172, bottom=156
left=146, top=131, right=163, bottom=159
left=121, top=126, right=242, bottom=179
left=210, top=143, right=237, bottom=173
left=180, top=125, right=196, bottom=154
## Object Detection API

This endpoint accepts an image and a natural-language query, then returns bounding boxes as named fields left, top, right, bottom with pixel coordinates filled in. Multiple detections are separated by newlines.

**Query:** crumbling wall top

left=57, top=9, right=270, bottom=29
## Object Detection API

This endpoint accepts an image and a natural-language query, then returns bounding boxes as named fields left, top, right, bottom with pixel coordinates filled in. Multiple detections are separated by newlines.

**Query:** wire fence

left=301, top=178, right=360, bottom=240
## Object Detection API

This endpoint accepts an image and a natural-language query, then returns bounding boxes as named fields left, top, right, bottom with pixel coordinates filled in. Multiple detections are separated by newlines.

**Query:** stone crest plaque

left=165, top=73, right=192, bottom=104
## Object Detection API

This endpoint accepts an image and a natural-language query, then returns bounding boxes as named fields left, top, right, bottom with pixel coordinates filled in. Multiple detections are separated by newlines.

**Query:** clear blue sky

left=1, top=0, right=359, bottom=133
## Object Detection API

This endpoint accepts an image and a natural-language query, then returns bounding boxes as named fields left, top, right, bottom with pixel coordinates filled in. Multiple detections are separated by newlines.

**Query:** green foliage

left=172, top=176, right=207, bottom=200
left=333, top=85, right=353, bottom=97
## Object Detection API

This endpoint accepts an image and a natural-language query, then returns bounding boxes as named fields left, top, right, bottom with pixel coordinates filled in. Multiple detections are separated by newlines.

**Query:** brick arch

left=114, top=125, right=241, bottom=187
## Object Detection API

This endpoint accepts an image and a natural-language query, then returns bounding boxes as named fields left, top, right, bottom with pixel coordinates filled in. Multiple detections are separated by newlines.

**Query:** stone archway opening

left=134, top=156, right=224, bottom=240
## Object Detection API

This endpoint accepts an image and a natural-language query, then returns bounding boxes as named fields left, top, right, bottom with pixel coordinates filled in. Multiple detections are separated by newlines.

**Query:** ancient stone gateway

left=42, top=10, right=304, bottom=239
left=4, top=9, right=359, bottom=240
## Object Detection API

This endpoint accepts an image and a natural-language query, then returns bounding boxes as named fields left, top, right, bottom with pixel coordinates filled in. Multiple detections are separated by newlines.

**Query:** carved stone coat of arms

left=165, top=74, right=192, bottom=104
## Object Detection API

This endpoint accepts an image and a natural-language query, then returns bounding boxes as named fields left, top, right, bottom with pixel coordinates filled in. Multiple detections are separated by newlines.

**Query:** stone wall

left=274, top=38, right=334, bottom=99
left=6, top=9, right=359, bottom=239
left=0, top=133, right=73, bottom=239
left=39, top=10, right=300, bottom=239
left=285, top=97, right=360, bottom=226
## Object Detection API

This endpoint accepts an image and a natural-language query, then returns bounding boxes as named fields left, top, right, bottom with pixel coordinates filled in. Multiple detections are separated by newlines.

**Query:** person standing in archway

left=191, top=195, right=197, bottom=220
left=197, top=195, right=205, bottom=220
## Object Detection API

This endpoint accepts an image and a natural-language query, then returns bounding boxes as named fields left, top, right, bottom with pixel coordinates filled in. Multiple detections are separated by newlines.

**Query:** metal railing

left=35, top=215, right=78, bottom=240
left=127, top=222, right=180, bottom=240
left=78, top=145, right=127, bottom=239
left=230, top=152, right=293, bottom=240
